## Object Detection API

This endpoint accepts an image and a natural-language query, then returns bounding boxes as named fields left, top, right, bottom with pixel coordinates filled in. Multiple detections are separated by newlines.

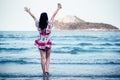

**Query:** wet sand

left=0, top=63, right=120, bottom=80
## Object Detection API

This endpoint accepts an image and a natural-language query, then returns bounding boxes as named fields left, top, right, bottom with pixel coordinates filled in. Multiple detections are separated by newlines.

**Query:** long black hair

left=39, top=12, right=48, bottom=30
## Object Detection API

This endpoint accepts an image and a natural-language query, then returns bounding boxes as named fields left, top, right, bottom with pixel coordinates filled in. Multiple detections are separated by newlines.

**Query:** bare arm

left=51, top=3, right=62, bottom=22
left=24, top=7, right=37, bottom=21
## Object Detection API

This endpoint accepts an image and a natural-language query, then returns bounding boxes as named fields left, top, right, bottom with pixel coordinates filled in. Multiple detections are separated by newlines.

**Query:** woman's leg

left=45, top=48, right=51, bottom=73
left=40, top=49, right=46, bottom=74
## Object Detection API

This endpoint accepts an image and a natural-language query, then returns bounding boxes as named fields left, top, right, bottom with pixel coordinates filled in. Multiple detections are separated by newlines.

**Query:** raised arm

left=51, top=3, right=62, bottom=22
left=24, top=7, right=37, bottom=21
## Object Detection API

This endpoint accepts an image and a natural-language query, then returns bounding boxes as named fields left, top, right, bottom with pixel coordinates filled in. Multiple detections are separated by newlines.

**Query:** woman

left=24, top=3, right=62, bottom=75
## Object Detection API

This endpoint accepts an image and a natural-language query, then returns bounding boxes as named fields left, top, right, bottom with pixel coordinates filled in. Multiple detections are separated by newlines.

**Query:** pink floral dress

left=34, top=19, right=53, bottom=49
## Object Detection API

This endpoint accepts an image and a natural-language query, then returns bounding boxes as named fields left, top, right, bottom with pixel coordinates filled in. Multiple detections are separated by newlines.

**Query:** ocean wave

left=0, top=48, right=28, bottom=52
left=0, top=46, right=119, bottom=54
left=0, top=43, right=9, bottom=45
left=78, top=43, right=93, bottom=46
left=0, top=36, right=36, bottom=39
left=0, top=57, right=120, bottom=65
left=52, top=35, right=99, bottom=39
left=115, top=43, right=120, bottom=46
left=100, top=43, right=114, bottom=46
left=0, top=32, right=37, bottom=39
left=52, top=42, right=120, bottom=47
left=0, top=58, right=39, bottom=64
left=52, top=47, right=120, bottom=54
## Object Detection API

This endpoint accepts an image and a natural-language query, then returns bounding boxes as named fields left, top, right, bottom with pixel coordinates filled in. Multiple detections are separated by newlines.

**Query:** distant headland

left=53, top=15, right=119, bottom=31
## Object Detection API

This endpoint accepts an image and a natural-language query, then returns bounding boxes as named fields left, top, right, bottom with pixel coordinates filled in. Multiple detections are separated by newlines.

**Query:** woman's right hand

left=24, top=7, right=30, bottom=13
left=57, top=3, right=62, bottom=9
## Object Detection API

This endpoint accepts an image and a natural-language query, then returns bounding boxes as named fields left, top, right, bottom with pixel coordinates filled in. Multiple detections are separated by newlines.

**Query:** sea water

left=0, top=30, right=120, bottom=79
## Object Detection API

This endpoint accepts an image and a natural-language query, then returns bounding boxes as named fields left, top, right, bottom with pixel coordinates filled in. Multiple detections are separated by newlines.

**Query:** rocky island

left=53, top=15, right=119, bottom=31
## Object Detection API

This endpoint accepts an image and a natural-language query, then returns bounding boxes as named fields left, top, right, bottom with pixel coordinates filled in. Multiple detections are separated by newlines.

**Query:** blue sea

left=0, top=30, right=120, bottom=79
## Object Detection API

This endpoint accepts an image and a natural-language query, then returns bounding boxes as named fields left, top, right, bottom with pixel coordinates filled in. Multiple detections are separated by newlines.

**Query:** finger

left=24, top=7, right=27, bottom=9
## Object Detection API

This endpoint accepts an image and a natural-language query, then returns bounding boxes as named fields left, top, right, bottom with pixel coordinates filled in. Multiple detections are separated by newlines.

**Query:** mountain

left=57, top=15, right=85, bottom=23
left=53, top=16, right=119, bottom=30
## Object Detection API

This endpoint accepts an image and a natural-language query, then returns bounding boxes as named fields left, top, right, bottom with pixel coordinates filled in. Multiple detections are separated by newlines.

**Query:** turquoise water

left=0, top=31, right=120, bottom=78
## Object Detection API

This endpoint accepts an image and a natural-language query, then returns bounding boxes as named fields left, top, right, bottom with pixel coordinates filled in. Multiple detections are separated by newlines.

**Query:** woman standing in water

left=24, top=3, right=62, bottom=75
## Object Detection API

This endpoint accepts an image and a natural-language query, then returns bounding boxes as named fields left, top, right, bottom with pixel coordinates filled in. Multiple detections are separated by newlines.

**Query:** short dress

left=34, top=19, right=53, bottom=49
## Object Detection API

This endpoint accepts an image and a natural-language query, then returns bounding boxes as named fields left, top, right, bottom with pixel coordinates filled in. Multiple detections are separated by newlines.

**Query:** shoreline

left=1, top=77, right=120, bottom=80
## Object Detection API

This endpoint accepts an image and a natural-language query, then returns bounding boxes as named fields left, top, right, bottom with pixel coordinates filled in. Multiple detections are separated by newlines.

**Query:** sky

left=0, top=0, right=120, bottom=31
